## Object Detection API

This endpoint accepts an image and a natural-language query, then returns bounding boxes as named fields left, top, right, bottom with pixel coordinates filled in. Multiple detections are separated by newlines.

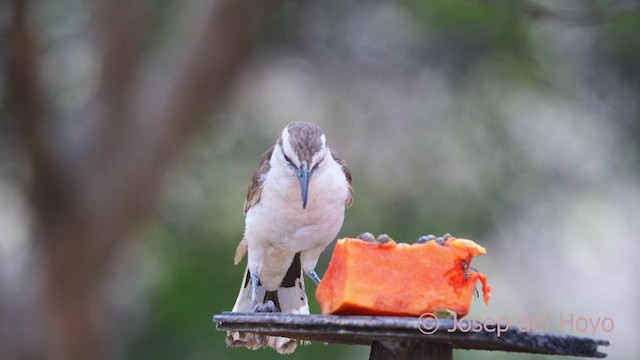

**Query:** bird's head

left=276, top=121, right=329, bottom=209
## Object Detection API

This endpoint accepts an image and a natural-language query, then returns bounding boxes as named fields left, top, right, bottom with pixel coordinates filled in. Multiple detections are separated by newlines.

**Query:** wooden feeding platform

left=213, top=312, right=609, bottom=359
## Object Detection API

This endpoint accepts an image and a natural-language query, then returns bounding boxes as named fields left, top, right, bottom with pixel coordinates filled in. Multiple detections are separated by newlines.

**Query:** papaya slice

left=315, top=236, right=491, bottom=317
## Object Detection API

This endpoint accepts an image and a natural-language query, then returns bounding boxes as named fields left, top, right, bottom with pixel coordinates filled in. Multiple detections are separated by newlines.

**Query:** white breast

left=244, top=154, right=348, bottom=253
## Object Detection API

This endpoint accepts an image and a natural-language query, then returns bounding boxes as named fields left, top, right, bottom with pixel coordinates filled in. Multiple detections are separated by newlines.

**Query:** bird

left=226, top=121, right=352, bottom=353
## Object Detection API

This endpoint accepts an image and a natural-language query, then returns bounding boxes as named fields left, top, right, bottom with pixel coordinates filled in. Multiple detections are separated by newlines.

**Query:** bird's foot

left=473, top=286, right=480, bottom=299
left=251, top=300, right=277, bottom=313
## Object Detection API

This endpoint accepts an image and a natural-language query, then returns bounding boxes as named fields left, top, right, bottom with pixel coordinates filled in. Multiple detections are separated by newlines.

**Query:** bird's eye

left=283, top=154, right=294, bottom=165
left=311, top=155, right=326, bottom=172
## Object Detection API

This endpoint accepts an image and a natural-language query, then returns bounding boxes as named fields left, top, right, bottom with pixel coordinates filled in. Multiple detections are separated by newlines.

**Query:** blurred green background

left=2, top=0, right=639, bottom=359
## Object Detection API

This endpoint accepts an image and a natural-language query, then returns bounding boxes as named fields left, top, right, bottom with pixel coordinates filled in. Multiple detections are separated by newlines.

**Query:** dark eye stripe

left=310, top=155, right=326, bottom=172
left=282, top=148, right=294, bottom=165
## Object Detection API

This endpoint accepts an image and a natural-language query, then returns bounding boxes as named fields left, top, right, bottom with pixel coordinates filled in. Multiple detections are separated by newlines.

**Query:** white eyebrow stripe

left=280, top=126, right=299, bottom=166
left=311, top=148, right=328, bottom=167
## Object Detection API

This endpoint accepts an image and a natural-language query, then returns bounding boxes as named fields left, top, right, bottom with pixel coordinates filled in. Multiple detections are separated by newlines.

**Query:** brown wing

left=236, top=146, right=274, bottom=264
left=243, top=145, right=274, bottom=215
left=330, top=148, right=353, bottom=208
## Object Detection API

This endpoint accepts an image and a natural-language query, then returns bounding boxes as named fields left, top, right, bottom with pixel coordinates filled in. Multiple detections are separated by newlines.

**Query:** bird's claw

left=249, top=298, right=276, bottom=345
left=473, top=286, right=480, bottom=299
left=251, top=300, right=277, bottom=313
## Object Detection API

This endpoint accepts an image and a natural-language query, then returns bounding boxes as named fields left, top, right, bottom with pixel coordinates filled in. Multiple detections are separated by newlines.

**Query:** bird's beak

left=296, top=162, right=311, bottom=209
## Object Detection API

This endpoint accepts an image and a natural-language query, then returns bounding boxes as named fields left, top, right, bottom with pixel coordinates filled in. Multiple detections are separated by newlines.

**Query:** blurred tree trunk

left=6, top=0, right=270, bottom=359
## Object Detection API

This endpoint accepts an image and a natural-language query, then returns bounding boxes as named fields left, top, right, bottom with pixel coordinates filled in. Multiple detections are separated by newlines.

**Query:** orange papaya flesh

left=315, top=236, right=491, bottom=317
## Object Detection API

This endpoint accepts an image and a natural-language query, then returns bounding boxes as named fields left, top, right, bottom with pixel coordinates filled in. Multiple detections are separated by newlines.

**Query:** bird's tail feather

left=226, top=253, right=310, bottom=354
